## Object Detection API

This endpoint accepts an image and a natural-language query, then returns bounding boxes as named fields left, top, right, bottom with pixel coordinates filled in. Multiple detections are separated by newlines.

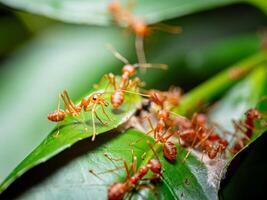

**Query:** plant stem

left=173, top=51, right=267, bottom=115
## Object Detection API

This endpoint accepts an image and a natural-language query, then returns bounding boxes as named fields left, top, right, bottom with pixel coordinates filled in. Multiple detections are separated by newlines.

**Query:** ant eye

left=93, top=97, right=97, bottom=101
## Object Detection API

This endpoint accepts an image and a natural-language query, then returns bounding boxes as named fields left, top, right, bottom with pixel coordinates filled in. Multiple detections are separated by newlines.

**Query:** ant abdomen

left=48, top=110, right=65, bottom=122
left=163, top=141, right=177, bottom=162
left=111, top=91, right=124, bottom=108
left=108, top=182, right=126, bottom=200
left=149, top=159, right=162, bottom=174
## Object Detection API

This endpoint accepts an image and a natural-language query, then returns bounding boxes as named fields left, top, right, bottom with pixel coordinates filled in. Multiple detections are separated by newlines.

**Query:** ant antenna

left=136, top=63, right=168, bottom=70
left=106, top=43, right=129, bottom=64
left=150, top=23, right=182, bottom=34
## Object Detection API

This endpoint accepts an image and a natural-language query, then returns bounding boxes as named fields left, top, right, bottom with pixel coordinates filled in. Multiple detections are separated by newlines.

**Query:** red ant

left=48, top=90, right=81, bottom=122
left=147, top=87, right=181, bottom=110
left=133, top=89, right=182, bottom=162
left=89, top=142, right=163, bottom=200
left=108, top=0, right=181, bottom=64
left=233, top=108, right=262, bottom=139
left=172, top=113, right=229, bottom=161
left=231, top=107, right=266, bottom=154
left=108, top=158, right=162, bottom=200
left=48, top=90, right=110, bottom=141
left=106, top=44, right=167, bottom=109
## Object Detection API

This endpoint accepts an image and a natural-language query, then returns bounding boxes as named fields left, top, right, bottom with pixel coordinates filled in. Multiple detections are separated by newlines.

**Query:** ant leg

left=105, top=73, right=117, bottom=90
left=149, top=23, right=182, bottom=34
left=91, top=105, right=97, bottom=141
left=61, top=92, right=74, bottom=114
left=106, top=43, right=129, bottom=64
left=102, top=153, right=125, bottom=177
left=121, top=89, right=150, bottom=97
left=100, top=102, right=111, bottom=121
left=132, top=153, right=138, bottom=174
left=129, top=116, right=155, bottom=146
left=194, top=129, right=213, bottom=149
left=94, top=108, right=108, bottom=125
left=88, top=169, right=107, bottom=183
left=162, top=128, right=176, bottom=142
left=54, top=94, right=61, bottom=137
left=182, top=128, right=201, bottom=163
left=146, top=116, right=158, bottom=139
left=146, top=140, right=162, bottom=166
left=137, top=183, right=156, bottom=190
left=135, top=35, right=146, bottom=66
left=63, top=90, right=79, bottom=113
left=141, top=174, right=161, bottom=181
left=130, top=129, right=154, bottom=146
left=123, top=160, right=131, bottom=180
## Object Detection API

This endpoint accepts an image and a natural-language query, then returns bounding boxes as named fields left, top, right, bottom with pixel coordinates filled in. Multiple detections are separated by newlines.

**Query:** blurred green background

left=0, top=0, right=267, bottom=195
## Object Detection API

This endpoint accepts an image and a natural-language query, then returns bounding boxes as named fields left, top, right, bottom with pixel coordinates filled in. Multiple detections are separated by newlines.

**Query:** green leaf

left=249, top=0, right=267, bottom=14
left=209, top=66, right=267, bottom=143
left=0, top=7, right=264, bottom=187
left=1, top=57, right=267, bottom=198
left=0, top=76, right=141, bottom=193
left=0, top=129, right=217, bottom=200
left=0, top=6, right=266, bottom=195
left=0, top=0, right=243, bottom=25
left=206, top=66, right=267, bottom=195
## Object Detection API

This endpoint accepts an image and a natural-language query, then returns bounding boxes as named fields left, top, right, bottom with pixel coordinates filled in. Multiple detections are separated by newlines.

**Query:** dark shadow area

left=219, top=131, right=267, bottom=199
left=144, top=3, right=267, bottom=91
left=0, top=130, right=121, bottom=200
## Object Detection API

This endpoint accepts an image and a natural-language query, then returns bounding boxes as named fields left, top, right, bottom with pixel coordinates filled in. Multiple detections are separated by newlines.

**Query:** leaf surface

left=0, top=77, right=142, bottom=192
left=0, top=0, right=242, bottom=25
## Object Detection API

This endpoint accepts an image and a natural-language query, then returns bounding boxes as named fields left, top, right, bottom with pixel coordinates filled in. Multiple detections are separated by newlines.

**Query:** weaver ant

left=147, top=87, right=181, bottom=110
left=89, top=142, right=163, bottom=200
left=108, top=0, right=181, bottom=64
left=173, top=113, right=229, bottom=161
left=48, top=90, right=81, bottom=122
left=106, top=44, right=167, bottom=109
left=132, top=89, right=182, bottom=162
left=231, top=107, right=267, bottom=154
left=48, top=90, right=110, bottom=141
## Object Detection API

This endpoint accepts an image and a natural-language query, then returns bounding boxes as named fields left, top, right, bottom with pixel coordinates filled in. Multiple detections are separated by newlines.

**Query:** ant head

left=108, top=182, right=125, bottom=200
left=133, top=20, right=149, bottom=36
left=195, top=113, right=207, bottom=126
left=150, top=91, right=166, bottom=105
left=108, top=1, right=121, bottom=14
left=157, top=110, right=169, bottom=120
left=122, top=64, right=136, bottom=76
left=219, top=139, right=229, bottom=150
left=92, top=93, right=102, bottom=103
left=246, top=108, right=261, bottom=119
left=149, top=159, right=161, bottom=174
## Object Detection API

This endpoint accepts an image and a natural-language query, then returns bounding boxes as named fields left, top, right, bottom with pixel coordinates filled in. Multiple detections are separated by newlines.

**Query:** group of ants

left=47, top=1, right=266, bottom=199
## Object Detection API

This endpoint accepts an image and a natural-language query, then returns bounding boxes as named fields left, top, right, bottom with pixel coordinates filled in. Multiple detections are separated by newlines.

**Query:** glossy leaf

left=1, top=6, right=265, bottom=187
left=1, top=59, right=265, bottom=199
left=209, top=66, right=267, bottom=144
left=0, top=77, right=142, bottom=193
left=0, top=129, right=217, bottom=200
left=0, top=0, right=243, bottom=25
